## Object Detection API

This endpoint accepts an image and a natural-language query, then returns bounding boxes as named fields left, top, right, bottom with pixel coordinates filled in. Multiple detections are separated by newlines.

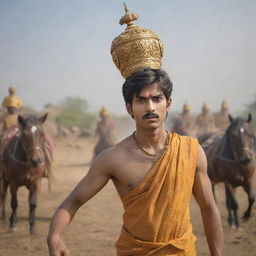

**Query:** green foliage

left=44, top=103, right=53, bottom=109
left=60, top=97, right=88, bottom=113
left=54, top=97, right=96, bottom=130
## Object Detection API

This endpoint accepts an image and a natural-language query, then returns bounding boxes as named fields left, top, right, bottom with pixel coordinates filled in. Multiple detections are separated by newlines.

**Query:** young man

left=47, top=68, right=223, bottom=256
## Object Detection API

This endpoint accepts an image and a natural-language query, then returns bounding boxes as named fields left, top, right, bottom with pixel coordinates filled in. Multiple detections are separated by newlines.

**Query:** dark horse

left=199, top=114, right=256, bottom=228
left=0, top=113, right=49, bottom=233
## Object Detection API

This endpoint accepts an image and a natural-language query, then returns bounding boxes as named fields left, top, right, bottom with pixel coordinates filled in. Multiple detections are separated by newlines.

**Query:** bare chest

left=111, top=154, right=156, bottom=198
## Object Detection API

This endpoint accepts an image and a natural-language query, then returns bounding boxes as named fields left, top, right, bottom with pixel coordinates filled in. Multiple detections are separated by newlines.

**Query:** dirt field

left=0, top=135, right=256, bottom=256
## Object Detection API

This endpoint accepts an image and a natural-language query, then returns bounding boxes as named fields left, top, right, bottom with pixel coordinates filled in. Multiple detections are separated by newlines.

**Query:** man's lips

left=143, top=113, right=159, bottom=120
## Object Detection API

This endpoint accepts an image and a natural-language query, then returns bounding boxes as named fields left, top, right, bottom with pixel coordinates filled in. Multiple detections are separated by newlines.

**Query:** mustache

left=143, top=112, right=159, bottom=119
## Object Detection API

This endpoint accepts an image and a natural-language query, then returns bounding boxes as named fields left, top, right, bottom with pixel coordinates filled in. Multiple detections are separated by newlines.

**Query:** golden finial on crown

left=111, top=3, right=164, bottom=79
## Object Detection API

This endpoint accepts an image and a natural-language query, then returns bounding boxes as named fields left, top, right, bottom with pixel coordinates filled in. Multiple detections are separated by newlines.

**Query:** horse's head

left=226, top=113, right=256, bottom=166
left=18, top=113, right=48, bottom=168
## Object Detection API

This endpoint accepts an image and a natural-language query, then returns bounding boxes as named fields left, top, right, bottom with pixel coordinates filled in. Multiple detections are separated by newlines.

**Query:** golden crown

left=111, top=3, right=164, bottom=79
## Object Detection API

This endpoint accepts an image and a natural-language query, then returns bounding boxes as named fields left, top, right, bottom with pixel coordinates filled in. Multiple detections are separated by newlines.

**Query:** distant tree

left=55, top=97, right=96, bottom=131
left=60, top=97, right=88, bottom=113
left=44, top=103, right=53, bottom=109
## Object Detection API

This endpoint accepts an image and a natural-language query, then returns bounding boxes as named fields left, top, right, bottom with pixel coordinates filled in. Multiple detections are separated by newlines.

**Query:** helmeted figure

left=1, top=87, right=22, bottom=131
left=92, top=107, right=115, bottom=159
left=172, top=103, right=195, bottom=136
left=214, top=100, right=230, bottom=131
left=0, top=87, right=22, bottom=160
left=195, top=102, right=216, bottom=136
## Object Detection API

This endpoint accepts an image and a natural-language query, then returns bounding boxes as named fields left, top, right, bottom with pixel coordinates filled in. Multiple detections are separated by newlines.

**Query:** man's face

left=126, top=82, right=171, bottom=130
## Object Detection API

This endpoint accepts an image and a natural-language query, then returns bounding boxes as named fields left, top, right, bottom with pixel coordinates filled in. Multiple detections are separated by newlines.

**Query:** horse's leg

left=242, top=182, right=255, bottom=221
left=0, top=179, right=9, bottom=219
left=225, top=183, right=239, bottom=228
left=28, top=180, right=40, bottom=234
left=9, top=183, right=18, bottom=231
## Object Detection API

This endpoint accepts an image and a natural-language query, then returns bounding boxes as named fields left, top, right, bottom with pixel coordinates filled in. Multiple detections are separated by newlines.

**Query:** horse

left=0, top=113, right=50, bottom=233
left=199, top=113, right=256, bottom=228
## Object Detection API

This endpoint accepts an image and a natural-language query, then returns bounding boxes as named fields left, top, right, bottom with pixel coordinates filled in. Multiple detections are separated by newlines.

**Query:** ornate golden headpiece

left=111, top=3, right=164, bottom=79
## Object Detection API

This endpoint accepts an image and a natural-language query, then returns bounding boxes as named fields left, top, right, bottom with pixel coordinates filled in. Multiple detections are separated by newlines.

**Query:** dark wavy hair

left=122, top=68, right=173, bottom=104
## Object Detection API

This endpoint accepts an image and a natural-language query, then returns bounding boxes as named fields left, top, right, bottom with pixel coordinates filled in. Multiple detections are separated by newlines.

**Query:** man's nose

left=146, top=100, right=155, bottom=112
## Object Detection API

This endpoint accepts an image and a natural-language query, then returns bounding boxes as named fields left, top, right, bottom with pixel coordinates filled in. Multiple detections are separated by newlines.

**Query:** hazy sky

left=0, top=0, right=255, bottom=115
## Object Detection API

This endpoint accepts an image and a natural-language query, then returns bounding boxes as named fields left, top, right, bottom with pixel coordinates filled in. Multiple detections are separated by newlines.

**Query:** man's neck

left=134, top=126, right=168, bottom=150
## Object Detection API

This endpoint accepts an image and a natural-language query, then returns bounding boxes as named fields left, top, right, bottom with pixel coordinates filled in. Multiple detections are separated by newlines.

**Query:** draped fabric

left=116, top=133, right=199, bottom=256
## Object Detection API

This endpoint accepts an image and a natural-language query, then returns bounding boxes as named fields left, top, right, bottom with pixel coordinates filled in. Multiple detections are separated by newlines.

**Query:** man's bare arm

left=193, top=145, right=223, bottom=256
left=47, top=151, right=112, bottom=256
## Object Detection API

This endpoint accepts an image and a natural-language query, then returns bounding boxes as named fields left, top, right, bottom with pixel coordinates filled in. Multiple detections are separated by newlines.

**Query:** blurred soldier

left=195, top=102, right=216, bottom=136
left=0, top=87, right=54, bottom=174
left=214, top=100, right=230, bottom=131
left=172, top=103, right=195, bottom=136
left=0, top=87, right=22, bottom=159
left=92, top=107, right=115, bottom=159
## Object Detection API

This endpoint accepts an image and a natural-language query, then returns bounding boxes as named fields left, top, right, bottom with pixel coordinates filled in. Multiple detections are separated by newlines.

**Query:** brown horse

left=199, top=113, right=256, bottom=228
left=0, top=113, right=49, bottom=233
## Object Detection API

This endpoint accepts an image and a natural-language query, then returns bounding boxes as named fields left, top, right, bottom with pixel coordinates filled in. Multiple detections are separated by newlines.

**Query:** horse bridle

left=215, top=128, right=256, bottom=165
left=9, top=125, right=46, bottom=166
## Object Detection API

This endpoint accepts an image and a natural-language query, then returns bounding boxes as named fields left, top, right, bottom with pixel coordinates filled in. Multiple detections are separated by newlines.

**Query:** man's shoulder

left=93, top=135, right=133, bottom=161
left=171, top=132, right=198, bottom=143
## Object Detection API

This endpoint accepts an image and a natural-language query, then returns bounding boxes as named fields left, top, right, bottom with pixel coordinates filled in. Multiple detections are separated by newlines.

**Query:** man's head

left=202, top=102, right=210, bottom=115
left=122, top=68, right=173, bottom=104
left=123, top=68, right=173, bottom=130
left=182, top=103, right=191, bottom=114
left=9, top=86, right=16, bottom=95
left=221, top=100, right=229, bottom=113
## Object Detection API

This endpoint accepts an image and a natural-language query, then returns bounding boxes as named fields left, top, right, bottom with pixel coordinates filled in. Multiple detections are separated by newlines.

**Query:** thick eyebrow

left=136, top=93, right=164, bottom=99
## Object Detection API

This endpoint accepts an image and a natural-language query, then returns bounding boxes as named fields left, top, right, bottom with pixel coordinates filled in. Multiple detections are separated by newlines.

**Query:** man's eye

left=153, top=97, right=162, bottom=102
left=137, top=98, right=145, bottom=102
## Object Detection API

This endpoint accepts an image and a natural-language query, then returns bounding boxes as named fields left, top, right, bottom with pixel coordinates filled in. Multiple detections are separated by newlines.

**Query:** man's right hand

left=47, top=235, right=70, bottom=256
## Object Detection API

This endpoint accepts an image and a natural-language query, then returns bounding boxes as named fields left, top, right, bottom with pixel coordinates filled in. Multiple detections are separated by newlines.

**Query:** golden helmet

left=2, top=95, right=23, bottom=108
left=9, top=86, right=16, bottom=94
left=221, top=100, right=228, bottom=109
left=202, top=102, right=210, bottom=111
left=99, top=107, right=109, bottom=118
left=111, top=4, right=164, bottom=79
left=183, top=103, right=191, bottom=112
left=2, top=86, right=22, bottom=108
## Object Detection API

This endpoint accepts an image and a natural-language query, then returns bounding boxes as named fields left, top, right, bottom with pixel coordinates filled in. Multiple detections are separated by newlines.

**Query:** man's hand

left=47, top=235, right=70, bottom=256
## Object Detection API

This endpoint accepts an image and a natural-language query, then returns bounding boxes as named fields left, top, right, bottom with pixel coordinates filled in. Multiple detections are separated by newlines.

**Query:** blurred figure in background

left=0, top=86, right=22, bottom=159
left=214, top=100, right=230, bottom=132
left=172, top=103, right=195, bottom=136
left=195, top=102, right=216, bottom=137
left=92, top=106, right=115, bottom=159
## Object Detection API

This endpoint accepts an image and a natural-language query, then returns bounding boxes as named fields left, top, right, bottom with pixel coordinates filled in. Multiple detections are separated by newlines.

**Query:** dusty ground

left=0, top=134, right=256, bottom=256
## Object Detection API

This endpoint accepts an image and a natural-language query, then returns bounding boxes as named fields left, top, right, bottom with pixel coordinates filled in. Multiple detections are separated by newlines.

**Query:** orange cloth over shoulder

left=115, top=133, right=199, bottom=256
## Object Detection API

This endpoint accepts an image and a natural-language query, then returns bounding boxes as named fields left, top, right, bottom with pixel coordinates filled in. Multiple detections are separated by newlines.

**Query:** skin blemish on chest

left=128, top=184, right=133, bottom=188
